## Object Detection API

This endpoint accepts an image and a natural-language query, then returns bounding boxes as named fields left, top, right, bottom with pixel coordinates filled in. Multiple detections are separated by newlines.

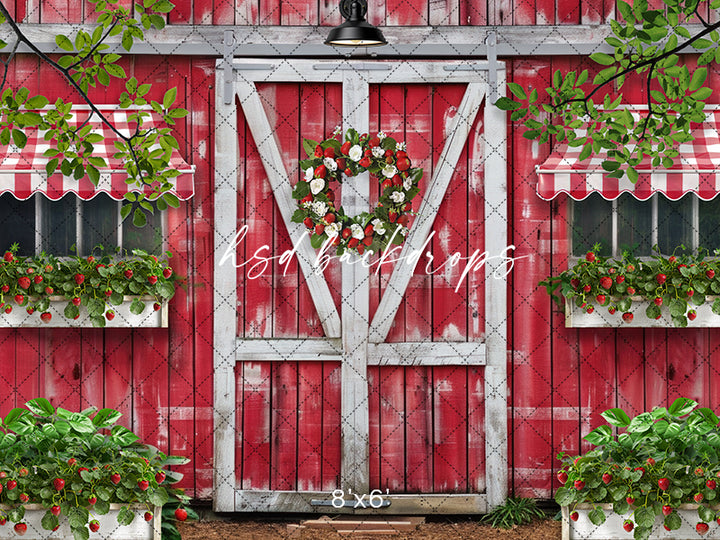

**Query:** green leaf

left=130, top=298, right=145, bottom=315
left=601, top=407, right=631, bottom=427
left=494, top=97, right=522, bottom=111
left=163, top=87, right=177, bottom=109
left=11, top=129, right=27, bottom=148
left=699, top=505, right=715, bottom=522
left=635, top=506, right=654, bottom=528
left=584, top=425, right=612, bottom=446
left=42, top=511, right=59, bottom=531
left=690, top=67, right=708, bottom=92
left=72, top=527, right=90, bottom=540
left=105, top=63, right=127, bottom=78
left=590, top=52, right=615, bottom=66
left=55, top=34, right=74, bottom=51
left=588, top=507, right=606, bottom=526
left=133, top=207, right=147, bottom=227
left=555, top=486, right=574, bottom=506
left=92, top=407, right=122, bottom=428
left=664, top=512, right=681, bottom=530
left=617, top=0, right=634, bottom=22
left=25, top=398, right=54, bottom=416
left=669, top=298, right=687, bottom=317
left=627, top=412, right=654, bottom=433
left=668, top=397, right=697, bottom=417
left=117, top=506, right=134, bottom=526
left=507, top=82, right=527, bottom=100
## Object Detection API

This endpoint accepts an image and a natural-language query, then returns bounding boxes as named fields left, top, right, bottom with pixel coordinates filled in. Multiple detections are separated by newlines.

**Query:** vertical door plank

left=405, top=366, right=432, bottom=493
left=467, top=366, right=486, bottom=493
left=367, top=365, right=381, bottom=490
left=281, top=0, right=318, bottom=25
left=645, top=329, right=668, bottom=408
left=80, top=329, right=104, bottom=409
left=379, top=366, right=405, bottom=492
left=667, top=330, right=708, bottom=405
left=15, top=330, right=39, bottom=407
left=43, top=329, right=81, bottom=412
left=386, top=0, right=427, bottom=24
left=296, top=362, right=323, bottom=491
left=321, top=362, right=342, bottom=490
left=616, top=329, right=647, bottom=418
left=0, top=331, right=16, bottom=416
left=132, top=329, right=169, bottom=454
left=429, top=0, right=458, bottom=25
left=271, top=361, right=298, bottom=490
left=432, top=366, right=467, bottom=493
left=240, top=361, right=272, bottom=489
left=579, top=330, right=616, bottom=454
left=103, top=331, right=133, bottom=423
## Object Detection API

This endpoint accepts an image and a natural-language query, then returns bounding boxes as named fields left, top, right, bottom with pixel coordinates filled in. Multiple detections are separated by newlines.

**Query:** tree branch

left=66, top=18, right=121, bottom=72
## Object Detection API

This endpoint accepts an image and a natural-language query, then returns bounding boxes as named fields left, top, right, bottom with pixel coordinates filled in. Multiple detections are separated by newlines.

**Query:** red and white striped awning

left=0, top=107, right=194, bottom=201
left=536, top=110, right=720, bottom=201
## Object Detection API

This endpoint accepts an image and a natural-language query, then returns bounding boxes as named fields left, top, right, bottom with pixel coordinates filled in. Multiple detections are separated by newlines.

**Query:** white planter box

left=0, top=504, right=160, bottom=540
left=565, top=297, right=720, bottom=328
left=562, top=504, right=719, bottom=539
left=0, top=297, right=168, bottom=328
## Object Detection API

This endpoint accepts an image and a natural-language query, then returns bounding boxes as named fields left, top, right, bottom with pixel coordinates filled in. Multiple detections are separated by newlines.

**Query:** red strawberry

left=697, top=522, right=710, bottom=536
left=72, top=297, right=81, bottom=306
left=669, top=256, right=677, bottom=264
left=397, top=157, right=411, bottom=171
left=599, top=276, right=612, bottom=289
left=45, top=265, right=53, bottom=272
left=662, top=505, right=672, bottom=516
left=105, top=310, right=115, bottom=321
left=381, top=179, right=392, bottom=191
left=348, top=238, right=360, bottom=249
left=155, top=471, right=166, bottom=484
left=397, top=215, right=409, bottom=227
left=570, top=511, right=579, bottom=521
left=148, top=276, right=158, bottom=285
left=707, top=479, right=717, bottom=490
left=596, top=295, right=606, bottom=305
left=313, top=145, right=322, bottom=157
left=557, top=471, right=568, bottom=484
left=33, top=275, right=42, bottom=284
left=340, top=141, right=352, bottom=155
left=13, top=295, right=23, bottom=305
left=585, top=252, right=596, bottom=262
left=646, top=457, right=655, bottom=466
left=89, top=520, right=100, bottom=533
left=608, top=307, right=616, bottom=314
left=615, top=275, right=625, bottom=284
left=694, top=492, right=704, bottom=503
left=696, top=468, right=704, bottom=476
left=17, top=468, right=26, bottom=477
left=622, top=312, right=633, bottom=323
left=174, top=508, right=188, bottom=522
left=17, top=277, right=30, bottom=290
left=44, top=286, right=53, bottom=295
left=0, top=285, right=7, bottom=293
left=25, top=307, right=33, bottom=315
left=163, top=268, right=173, bottom=279
left=18, top=493, right=28, bottom=503
left=138, top=480, right=149, bottom=491
left=74, top=274, right=85, bottom=285
left=623, top=520, right=633, bottom=532
left=6, top=480, right=16, bottom=490
left=51, top=506, right=61, bottom=517
left=574, top=480, right=585, bottom=490
left=40, top=313, right=52, bottom=323
left=13, top=523, right=26, bottom=536
left=687, top=288, right=695, bottom=297
left=110, top=473, right=121, bottom=484
left=336, top=158, right=346, bottom=170
left=626, top=287, right=636, bottom=295
left=586, top=306, right=594, bottom=314
left=87, top=256, right=95, bottom=264
left=689, top=310, right=697, bottom=321
left=88, top=495, right=97, bottom=505
left=362, top=236, right=373, bottom=246
left=369, top=137, right=381, bottom=147
left=153, top=303, right=161, bottom=311
left=626, top=496, right=635, bottom=505
left=324, top=213, right=336, bottom=224
left=144, top=512, right=154, bottom=521
left=656, top=273, right=667, bottom=284
left=303, top=217, right=313, bottom=229
left=357, top=244, right=365, bottom=255
left=0, top=516, right=6, bottom=525
left=359, top=157, right=371, bottom=168
left=314, top=165, right=327, bottom=178
left=67, top=458, right=76, bottom=466
left=314, top=224, right=325, bottom=236
left=707, top=269, right=716, bottom=279
left=582, top=284, right=592, bottom=293
left=654, top=297, right=662, bottom=306
left=344, top=168, right=353, bottom=177
left=124, top=269, right=134, bottom=279
left=626, top=264, right=635, bottom=272
left=323, top=147, right=335, bottom=159
left=602, top=473, right=612, bottom=484
left=3, top=306, right=10, bottom=314
left=301, top=194, right=313, bottom=204
left=2, top=252, right=12, bottom=262
left=342, top=228, right=352, bottom=239
left=658, top=477, right=669, bottom=490
left=25, top=268, right=33, bottom=274
left=53, top=478, right=65, bottom=491
left=364, top=224, right=374, bottom=236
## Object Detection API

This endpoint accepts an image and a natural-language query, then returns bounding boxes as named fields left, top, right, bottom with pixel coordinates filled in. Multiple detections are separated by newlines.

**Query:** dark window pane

left=40, top=195, right=76, bottom=255
left=657, top=196, right=693, bottom=255
left=699, top=198, right=720, bottom=254
left=81, top=194, right=118, bottom=255
left=123, top=210, right=163, bottom=254
left=617, top=194, right=652, bottom=256
left=571, top=193, right=612, bottom=257
left=0, top=194, right=35, bottom=256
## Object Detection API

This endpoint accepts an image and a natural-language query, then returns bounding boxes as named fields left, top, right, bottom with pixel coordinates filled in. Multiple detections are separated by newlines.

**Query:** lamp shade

left=325, top=0, right=387, bottom=47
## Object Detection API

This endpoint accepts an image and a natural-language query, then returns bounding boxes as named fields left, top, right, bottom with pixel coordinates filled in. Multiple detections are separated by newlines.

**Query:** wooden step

left=288, top=516, right=425, bottom=537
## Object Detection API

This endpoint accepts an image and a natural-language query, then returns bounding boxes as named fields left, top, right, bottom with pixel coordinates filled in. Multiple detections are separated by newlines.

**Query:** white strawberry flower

left=332, top=125, right=342, bottom=137
left=399, top=226, right=409, bottom=237
left=310, top=178, right=325, bottom=195
left=311, top=201, right=328, bottom=216
left=372, top=146, right=384, bottom=158
left=390, top=191, right=405, bottom=204
left=323, top=157, right=337, bottom=171
left=382, top=164, right=397, bottom=178
left=348, top=145, right=363, bottom=162
left=371, top=218, right=385, bottom=235
left=377, top=131, right=387, bottom=141
left=396, top=142, right=406, bottom=151
left=325, top=222, right=340, bottom=237
left=350, top=223, right=364, bottom=240
left=403, top=177, right=412, bottom=191
left=305, top=166, right=314, bottom=181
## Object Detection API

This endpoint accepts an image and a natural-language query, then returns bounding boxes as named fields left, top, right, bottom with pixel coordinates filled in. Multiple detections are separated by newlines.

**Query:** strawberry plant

left=0, top=244, right=178, bottom=327
left=0, top=398, right=192, bottom=540
left=556, top=398, right=720, bottom=539
left=540, top=244, right=720, bottom=327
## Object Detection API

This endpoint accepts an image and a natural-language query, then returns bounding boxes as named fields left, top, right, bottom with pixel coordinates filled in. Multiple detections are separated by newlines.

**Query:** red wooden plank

left=271, top=362, right=298, bottom=490
left=270, top=83, right=300, bottom=339
left=368, top=84, right=382, bottom=332
left=319, top=0, right=342, bottom=26
left=235, top=363, right=244, bottom=491
left=403, top=84, right=432, bottom=342
left=42, top=329, right=82, bottom=412
left=241, top=361, right=271, bottom=489
left=189, top=57, right=216, bottom=498
left=14, top=330, right=40, bottom=407
left=579, top=330, right=616, bottom=454
left=616, top=329, right=645, bottom=418
left=467, top=366, right=485, bottom=493
left=80, top=329, right=104, bottom=409
left=367, top=0, right=385, bottom=26
left=467, top=100, right=485, bottom=342
left=243, top=84, right=275, bottom=338
left=459, top=0, right=486, bottom=25
left=557, top=0, right=580, bottom=24
left=132, top=329, right=169, bottom=454
left=405, top=367, right=432, bottom=493
left=431, top=84, right=467, bottom=343
left=534, top=0, right=551, bottom=24
left=432, top=366, right=467, bottom=493
left=667, top=330, right=708, bottom=405
left=321, top=362, right=341, bottom=490
left=168, top=0, right=192, bottom=23
left=644, top=329, right=668, bottom=408
left=0, top=331, right=16, bottom=416
left=379, top=366, right=405, bottom=492
left=281, top=0, right=318, bottom=25
left=259, top=0, right=280, bottom=24
left=367, top=365, right=380, bottom=490
left=512, top=0, right=535, bottom=24
left=296, top=362, right=323, bottom=491
left=386, top=0, right=427, bottom=24
left=103, top=330, right=133, bottom=422
left=16, top=0, right=39, bottom=22
left=232, top=0, right=258, bottom=24
left=509, top=58, right=554, bottom=499
left=40, top=0, right=74, bottom=23
left=206, top=0, right=233, bottom=24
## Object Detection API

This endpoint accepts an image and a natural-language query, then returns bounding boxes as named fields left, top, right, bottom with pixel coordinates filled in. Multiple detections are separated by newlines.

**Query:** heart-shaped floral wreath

left=291, top=128, right=423, bottom=255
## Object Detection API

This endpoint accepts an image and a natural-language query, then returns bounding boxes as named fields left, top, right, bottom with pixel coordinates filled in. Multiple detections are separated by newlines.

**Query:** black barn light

left=325, top=0, right=387, bottom=47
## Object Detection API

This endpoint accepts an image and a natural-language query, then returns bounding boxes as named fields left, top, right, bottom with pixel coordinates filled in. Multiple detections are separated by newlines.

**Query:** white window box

left=0, top=297, right=167, bottom=328
left=565, top=297, right=720, bottom=328
left=0, top=504, right=160, bottom=539
left=562, top=504, right=718, bottom=539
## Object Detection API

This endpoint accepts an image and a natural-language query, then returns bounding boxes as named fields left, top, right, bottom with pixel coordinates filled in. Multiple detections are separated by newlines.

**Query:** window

left=571, top=193, right=720, bottom=258
left=0, top=193, right=163, bottom=257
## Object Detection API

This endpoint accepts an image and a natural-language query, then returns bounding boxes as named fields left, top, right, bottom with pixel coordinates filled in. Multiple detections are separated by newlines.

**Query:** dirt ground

left=177, top=517, right=561, bottom=539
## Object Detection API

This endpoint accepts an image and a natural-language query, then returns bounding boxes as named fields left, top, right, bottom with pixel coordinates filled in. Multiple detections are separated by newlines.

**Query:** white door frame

left=213, top=59, right=508, bottom=513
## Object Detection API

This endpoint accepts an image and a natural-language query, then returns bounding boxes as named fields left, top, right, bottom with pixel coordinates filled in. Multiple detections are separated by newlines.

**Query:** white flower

left=390, top=191, right=405, bottom=204
left=396, top=142, right=406, bottom=151
left=305, top=167, right=314, bottom=181
left=371, top=219, right=385, bottom=235
left=323, top=157, right=337, bottom=171
left=302, top=201, right=312, bottom=209
left=350, top=223, right=364, bottom=240
left=377, top=131, right=387, bottom=141
left=311, top=201, right=328, bottom=216
left=349, top=145, right=363, bottom=162
left=325, top=222, right=340, bottom=237
left=372, top=146, right=384, bottom=158
left=382, top=164, right=397, bottom=178
left=399, top=226, right=409, bottom=237
left=403, top=177, right=412, bottom=191
left=332, top=125, right=342, bottom=137
left=310, top=178, right=325, bottom=195
left=374, top=224, right=386, bottom=235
